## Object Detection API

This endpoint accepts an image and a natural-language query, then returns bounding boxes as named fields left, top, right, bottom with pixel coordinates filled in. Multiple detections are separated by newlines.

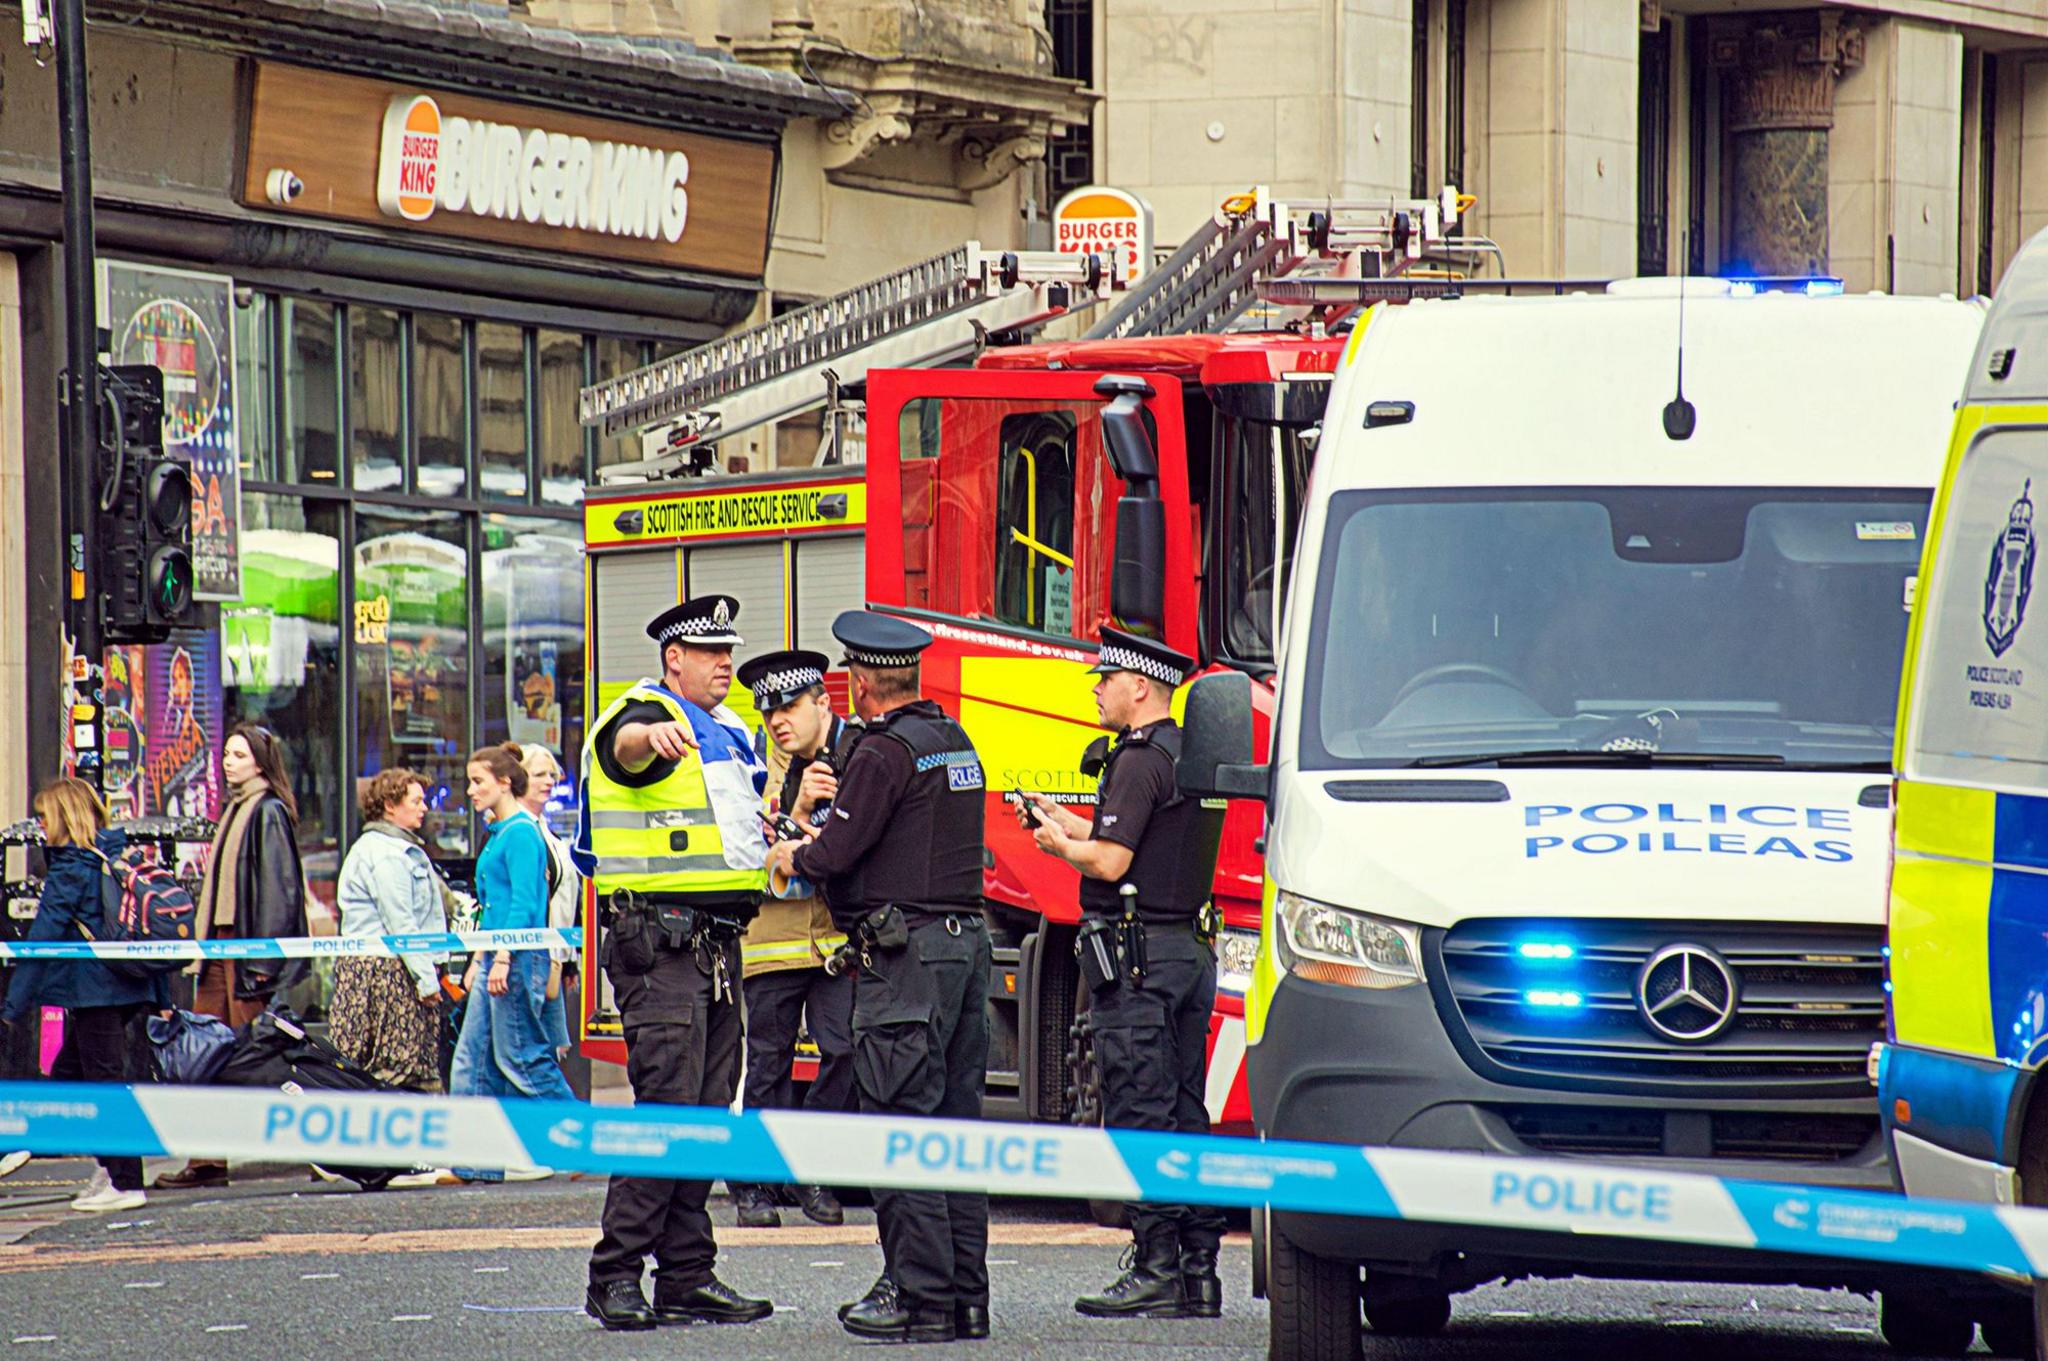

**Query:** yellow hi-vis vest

left=741, top=738, right=849, bottom=977
left=578, top=682, right=768, bottom=900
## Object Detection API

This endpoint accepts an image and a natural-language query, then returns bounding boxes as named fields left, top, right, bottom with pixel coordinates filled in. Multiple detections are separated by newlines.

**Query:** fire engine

left=576, top=190, right=1495, bottom=1134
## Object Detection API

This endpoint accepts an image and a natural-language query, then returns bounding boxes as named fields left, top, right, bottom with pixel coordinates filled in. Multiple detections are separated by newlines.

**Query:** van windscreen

left=1299, top=486, right=1930, bottom=769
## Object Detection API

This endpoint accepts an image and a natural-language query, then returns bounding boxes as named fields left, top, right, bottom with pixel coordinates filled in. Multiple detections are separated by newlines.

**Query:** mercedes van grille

left=1431, top=920, right=1885, bottom=1093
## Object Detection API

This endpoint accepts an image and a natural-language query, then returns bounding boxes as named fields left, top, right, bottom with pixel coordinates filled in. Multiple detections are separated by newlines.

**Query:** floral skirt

left=329, top=956, right=440, bottom=1091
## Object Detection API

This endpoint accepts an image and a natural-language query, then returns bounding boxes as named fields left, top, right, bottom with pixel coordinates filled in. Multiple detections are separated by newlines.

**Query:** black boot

left=955, top=1301, right=991, bottom=1339
left=798, top=1184, right=844, bottom=1225
left=732, top=1183, right=780, bottom=1229
left=842, top=1290, right=955, bottom=1343
left=838, top=1273, right=896, bottom=1323
left=653, top=1277, right=773, bottom=1325
left=1181, top=1247, right=1222, bottom=1318
left=584, top=1280, right=658, bottom=1331
left=1074, top=1235, right=1187, bottom=1318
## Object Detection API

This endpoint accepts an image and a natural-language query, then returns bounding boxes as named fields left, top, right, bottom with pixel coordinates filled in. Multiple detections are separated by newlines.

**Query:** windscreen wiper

left=1409, top=749, right=1790, bottom=769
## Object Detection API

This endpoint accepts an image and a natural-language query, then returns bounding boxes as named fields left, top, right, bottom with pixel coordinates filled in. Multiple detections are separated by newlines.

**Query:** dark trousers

left=590, top=938, right=742, bottom=1293
left=51, top=1005, right=149, bottom=1191
left=742, top=965, right=856, bottom=1117
left=1091, top=922, right=1227, bottom=1256
left=854, top=915, right=991, bottom=1313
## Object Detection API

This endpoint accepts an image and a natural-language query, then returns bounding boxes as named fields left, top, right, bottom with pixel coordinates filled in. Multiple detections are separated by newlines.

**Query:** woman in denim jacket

left=331, top=768, right=449, bottom=1091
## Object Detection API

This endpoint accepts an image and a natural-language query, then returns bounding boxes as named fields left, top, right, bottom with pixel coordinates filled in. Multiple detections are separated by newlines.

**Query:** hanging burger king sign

left=1053, top=186, right=1154, bottom=286
left=380, top=95, right=443, bottom=222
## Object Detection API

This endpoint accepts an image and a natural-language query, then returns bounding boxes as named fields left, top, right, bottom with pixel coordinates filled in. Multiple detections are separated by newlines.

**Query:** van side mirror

left=1177, top=671, right=1268, bottom=801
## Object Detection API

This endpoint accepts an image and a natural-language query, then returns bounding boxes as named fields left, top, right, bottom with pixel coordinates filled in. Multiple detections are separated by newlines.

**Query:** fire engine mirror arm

left=1096, top=374, right=1167, bottom=631
left=1176, top=672, right=1269, bottom=803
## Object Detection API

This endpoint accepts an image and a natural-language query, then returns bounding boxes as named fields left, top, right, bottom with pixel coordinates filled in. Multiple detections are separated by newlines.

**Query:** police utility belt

left=1076, top=885, right=1221, bottom=995
left=603, top=888, right=750, bottom=976
left=826, top=903, right=980, bottom=977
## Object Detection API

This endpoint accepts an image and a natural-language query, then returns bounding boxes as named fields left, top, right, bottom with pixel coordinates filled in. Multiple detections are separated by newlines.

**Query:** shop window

left=219, top=494, right=345, bottom=900
left=535, top=329, right=585, bottom=507
left=994, top=412, right=1077, bottom=632
left=354, top=508, right=472, bottom=856
left=349, top=306, right=404, bottom=492
left=414, top=313, right=468, bottom=499
left=482, top=514, right=586, bottom=837
left=234, top=292, right=278, bottom=483
left=283, top=298, right=339, bottom=484
left=477, top=321, right=529, bottom=500
left=593, top=335, right=649, bottom=471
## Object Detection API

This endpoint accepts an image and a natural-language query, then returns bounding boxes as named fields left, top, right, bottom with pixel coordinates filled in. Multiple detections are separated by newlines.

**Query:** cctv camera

left=265, top=169, right=304, bottom=205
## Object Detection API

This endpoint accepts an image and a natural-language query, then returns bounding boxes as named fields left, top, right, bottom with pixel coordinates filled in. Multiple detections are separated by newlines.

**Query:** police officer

left=1022, top=627, right=1228, bottom=1319
left=727, top=649, right=856, bottom=1229
left=769, top=611, right=992, bottom=1345
left=575, top=594, right=774, bottom=1332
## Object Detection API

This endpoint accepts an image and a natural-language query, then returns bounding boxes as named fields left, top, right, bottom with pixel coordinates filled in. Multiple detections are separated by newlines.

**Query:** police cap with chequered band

left=736, top=649, right=830, bottom=714
left=1088, top=626, right=1195, bottom=686
left=647, top=594, right=745, bottom=648
left=831, top=610, right=933, bottom=668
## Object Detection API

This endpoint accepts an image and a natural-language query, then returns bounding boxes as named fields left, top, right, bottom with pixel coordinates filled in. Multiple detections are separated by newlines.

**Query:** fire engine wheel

left=1036, top=941, right=1078, bottom=1125
left=1266, top=1224, right=1361, bottom=1361
left=1065, top=1011, right=1130, bottom=1230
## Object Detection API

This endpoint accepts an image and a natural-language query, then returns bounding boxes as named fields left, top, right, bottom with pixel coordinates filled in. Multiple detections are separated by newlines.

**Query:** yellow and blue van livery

left=1884, top=229, right=2048, bottom=1212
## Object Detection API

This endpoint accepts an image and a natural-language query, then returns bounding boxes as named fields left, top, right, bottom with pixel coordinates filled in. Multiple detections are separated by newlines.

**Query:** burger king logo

left=1052, top=186, right=1154, bottom=286
left=377, top=94, right=442, bottom=222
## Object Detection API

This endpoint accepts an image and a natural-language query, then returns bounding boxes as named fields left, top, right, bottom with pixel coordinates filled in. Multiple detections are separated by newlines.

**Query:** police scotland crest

left=1985, top=479, right=2038, bottom=658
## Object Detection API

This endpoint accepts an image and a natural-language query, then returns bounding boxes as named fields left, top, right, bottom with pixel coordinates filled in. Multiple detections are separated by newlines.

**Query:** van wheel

left=1250, top=1205, right=1269, bottom=1301
left=1064, top=1012, right=1130, bottom=1229
left=1978, top=1292, right=2035, bottom=1357
left=1362, top=1271, right=1453, bottom=1337
left=1266, top=1225, right=1360, bottom=1361
left=1880, top=1290, right=1975, bottom=1356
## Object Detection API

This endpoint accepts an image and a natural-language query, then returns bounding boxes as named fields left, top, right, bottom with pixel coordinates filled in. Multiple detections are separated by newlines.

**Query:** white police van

left=1234, top=280, right=1994, bottom=1357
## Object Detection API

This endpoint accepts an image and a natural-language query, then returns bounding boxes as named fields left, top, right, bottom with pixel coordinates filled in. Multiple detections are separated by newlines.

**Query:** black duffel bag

left=214, top=1007, right=400, bottom=1191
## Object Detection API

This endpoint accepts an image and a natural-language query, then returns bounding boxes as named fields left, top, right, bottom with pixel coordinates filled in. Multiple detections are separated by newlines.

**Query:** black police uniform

left=583, top=595, right=771, bottom=1331
left=789, top=611, right=991, bottom=1344
left=1071, top=629, right=1228, bottom=1320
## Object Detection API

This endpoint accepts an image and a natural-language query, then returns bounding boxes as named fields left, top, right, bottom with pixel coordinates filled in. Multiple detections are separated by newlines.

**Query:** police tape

left=0, top=927, right=583, bottom=962
left=0, top=1077, right=2041, bottom=1282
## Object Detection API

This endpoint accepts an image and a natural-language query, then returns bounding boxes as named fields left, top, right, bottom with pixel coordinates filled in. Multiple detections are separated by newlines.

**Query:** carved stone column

left=1708, top=12, right=1863, bottom=276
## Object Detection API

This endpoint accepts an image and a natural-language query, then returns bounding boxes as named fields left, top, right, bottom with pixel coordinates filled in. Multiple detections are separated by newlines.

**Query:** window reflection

left=481, top=514, right=586, bottom=838
left=415, top=314, right=467, bottom=498
left=234, top=292, right=277, bottom=482
left=477, top=321, right=528, bottom=500
left=283, top=298, right=339, bottom=483
left=349, top=306, right=404, bottom=493
left=535, top=330, right=585, bottom=507
left=593, top=335, right=647, bottom=471
left=355, top=508, right=472, bottom=856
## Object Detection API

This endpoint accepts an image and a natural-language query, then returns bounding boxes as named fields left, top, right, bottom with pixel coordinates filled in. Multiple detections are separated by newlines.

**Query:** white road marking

left=122, top=1282, right=163, bottom=1290
left=300, top=1272, right=340, bottom=1280
left=989, top=1259, right=1019, bottom=1267
left=10, top=1338, right=55, bottom=1346
left=1664, top=1319, right=1704, bottom=1327
left=204, top=1325, right=248, bottom=1333
left=390, top=1315, right=432, bottom=1323
left=473, top=1267, right=508, bottom=1274
left=1832, top=1326, right=1877, bottom=1335
left=809, top=1260, right=844, bottom=1268
left=1490, top=1310, right=1533, bottom=1318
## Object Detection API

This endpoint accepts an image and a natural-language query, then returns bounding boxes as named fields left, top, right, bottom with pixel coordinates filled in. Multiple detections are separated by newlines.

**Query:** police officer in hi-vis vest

left=1021, top=627, right=1228, bottom=1320
left=726, top=648, right=856, bottom=1230
left=768, top=611, right=992, bottom=1346
left=574, top=594, right=774, bottom=1332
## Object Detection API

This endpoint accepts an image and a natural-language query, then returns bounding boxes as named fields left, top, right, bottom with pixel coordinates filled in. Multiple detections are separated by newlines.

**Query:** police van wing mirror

left=1177, top=671, right=1267, bottom=802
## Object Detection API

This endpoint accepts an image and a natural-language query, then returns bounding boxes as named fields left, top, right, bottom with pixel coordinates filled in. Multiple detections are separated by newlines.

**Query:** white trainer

left=0, top=1151, right=31, bottom=1179
left=70, top=1184, right=146, bottom=1214
left=386, top=1169, right=460, bottom=1189
left=82, top=1165, right=111, bottom=1196
left=500, top=1167, right=555, bottom=1182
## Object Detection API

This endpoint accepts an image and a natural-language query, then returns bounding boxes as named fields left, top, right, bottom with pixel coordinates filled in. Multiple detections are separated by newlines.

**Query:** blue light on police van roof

left=1804, top=278, right=1845, bottom=296
left=1727, top=280, right=1758, bottom=298
left=1723, top=276, right=1844, bottom=298
left=1517, top=941, right=1575, bottom=962
left=1524, top=989, right=1584, bottom=1009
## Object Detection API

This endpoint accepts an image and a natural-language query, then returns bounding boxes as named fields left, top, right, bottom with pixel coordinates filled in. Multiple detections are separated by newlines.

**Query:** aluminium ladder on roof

left=577, top=244, right=1105, bottom=446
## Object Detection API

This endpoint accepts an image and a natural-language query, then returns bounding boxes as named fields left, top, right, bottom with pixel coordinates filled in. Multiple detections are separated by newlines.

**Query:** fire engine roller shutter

left=594, top=548, right=683, bottom=696
left=794, top=538, right=865, bottom=658
left=686, top=541, right=785, bottom=646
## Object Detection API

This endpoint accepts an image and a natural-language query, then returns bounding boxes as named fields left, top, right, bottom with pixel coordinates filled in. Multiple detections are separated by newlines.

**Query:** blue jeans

left=451, top=951, right=575, bottom=1180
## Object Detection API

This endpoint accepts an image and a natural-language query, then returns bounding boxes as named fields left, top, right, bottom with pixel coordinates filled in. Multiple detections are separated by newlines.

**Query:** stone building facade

left=1080, top=0, right=2048, bottom=296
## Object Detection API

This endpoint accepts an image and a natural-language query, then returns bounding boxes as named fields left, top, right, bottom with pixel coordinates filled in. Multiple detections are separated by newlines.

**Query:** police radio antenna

left=1663, top=231, right=1698, bottom=442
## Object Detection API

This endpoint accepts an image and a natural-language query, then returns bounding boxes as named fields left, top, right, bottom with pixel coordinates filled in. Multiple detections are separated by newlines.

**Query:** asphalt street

left=0, top=1158, right=2021, bottom=1360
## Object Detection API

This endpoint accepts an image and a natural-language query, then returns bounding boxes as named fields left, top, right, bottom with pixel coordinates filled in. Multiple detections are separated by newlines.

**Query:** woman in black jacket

left=0, top=777, right=167, bottom=1212
left=155, top=723, right=307, bottom=1191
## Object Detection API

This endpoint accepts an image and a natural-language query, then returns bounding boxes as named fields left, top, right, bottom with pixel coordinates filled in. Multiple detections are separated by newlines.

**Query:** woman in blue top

left=1, top=778, right=169, bottom=1213
left=445, top=743, right=574, bottom=1184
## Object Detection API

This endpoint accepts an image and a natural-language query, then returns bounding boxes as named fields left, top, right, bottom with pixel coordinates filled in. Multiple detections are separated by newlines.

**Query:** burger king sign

left=1052, top=186, right=1154, bottom=286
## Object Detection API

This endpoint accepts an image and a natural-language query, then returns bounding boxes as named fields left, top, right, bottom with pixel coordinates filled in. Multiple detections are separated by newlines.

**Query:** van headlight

left=1215, top=927, right=1261, bottom=997
left=1275, top=891, right=1424, bottom=989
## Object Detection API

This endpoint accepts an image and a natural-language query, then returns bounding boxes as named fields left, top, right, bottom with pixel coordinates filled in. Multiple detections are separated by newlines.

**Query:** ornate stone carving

left=1707, top=10, right=1863, bottom=133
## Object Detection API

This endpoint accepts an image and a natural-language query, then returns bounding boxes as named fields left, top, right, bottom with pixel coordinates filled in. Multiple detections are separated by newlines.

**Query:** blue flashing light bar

left=1516, top=941, right=1575, bottom=962
left=1724, top=276, right=1845, bottom=298
left=1524, top=989, right=1584, bottom=1009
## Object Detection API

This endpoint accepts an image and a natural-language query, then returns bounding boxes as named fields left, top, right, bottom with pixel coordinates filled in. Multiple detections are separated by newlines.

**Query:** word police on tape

left=2, top=1079, right=2046, bottom=1283
left=0, top=927, right=582, bottom=962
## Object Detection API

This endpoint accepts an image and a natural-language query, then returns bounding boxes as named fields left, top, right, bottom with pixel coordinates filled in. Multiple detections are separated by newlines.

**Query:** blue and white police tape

left=0, top=927, right=582, bottom=962
left=0, top=1077, right=2041, bottom=1282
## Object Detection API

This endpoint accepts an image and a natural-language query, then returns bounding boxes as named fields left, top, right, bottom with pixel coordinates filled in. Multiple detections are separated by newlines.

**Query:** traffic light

left=97, top=364, right=196, bottom=644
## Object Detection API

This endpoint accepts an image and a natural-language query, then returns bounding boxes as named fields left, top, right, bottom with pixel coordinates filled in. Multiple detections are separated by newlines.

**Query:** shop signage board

left=241, top=64, right=777, bottom=278
left=1052, top=186, right=1154, bottom=286
left=97, top=261, right=241, bottom=600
